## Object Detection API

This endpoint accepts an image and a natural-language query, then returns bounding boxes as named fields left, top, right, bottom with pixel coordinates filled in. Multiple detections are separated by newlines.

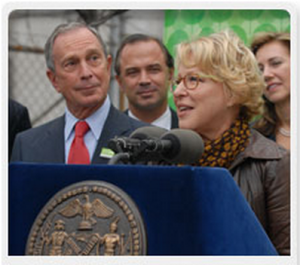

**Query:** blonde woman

left=172, top=30, right=290, bottom=255
left=251, top=32, right=290, bottom=150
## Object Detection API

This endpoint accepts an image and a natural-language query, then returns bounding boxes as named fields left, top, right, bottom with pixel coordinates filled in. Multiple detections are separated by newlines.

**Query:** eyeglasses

left=171, top=73, right=219, bottom=92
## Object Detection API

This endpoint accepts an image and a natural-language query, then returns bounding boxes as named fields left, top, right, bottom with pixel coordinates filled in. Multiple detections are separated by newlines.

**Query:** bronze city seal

left=26, top=181, right=147, bottom=255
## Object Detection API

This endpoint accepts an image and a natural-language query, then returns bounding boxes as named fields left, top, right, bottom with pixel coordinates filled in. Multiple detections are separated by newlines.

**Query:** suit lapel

left=170, top=108, right=179, bottom=129
left=92, top=106, right=132, bottom=164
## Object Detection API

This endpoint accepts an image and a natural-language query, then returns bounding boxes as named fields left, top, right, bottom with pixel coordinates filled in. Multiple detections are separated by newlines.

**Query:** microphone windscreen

left=130, top=126, right=168, bottom=140
left=160, top=129, right=204, bottom=164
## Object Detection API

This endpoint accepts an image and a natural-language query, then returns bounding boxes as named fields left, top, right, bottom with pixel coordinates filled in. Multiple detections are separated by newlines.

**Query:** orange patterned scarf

left=199, top=118, right=250, bottom=169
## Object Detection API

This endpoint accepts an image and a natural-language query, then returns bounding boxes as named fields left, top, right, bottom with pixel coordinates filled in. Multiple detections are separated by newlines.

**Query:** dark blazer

left=9, top=99, right=31, bottom=160
left=124, top=107, right=179, bottom=129
left=170, top=108, right=179, bottom=129
left=11, top=105, right=146, bottom=164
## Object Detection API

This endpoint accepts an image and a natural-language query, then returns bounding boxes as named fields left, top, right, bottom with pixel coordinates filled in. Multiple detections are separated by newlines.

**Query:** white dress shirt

left=64, top=97, right=111, bottom=163
left=128, top=107, right=171, bottom=130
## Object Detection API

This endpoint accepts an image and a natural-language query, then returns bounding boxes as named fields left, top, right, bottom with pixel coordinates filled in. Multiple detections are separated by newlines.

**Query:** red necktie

left=68, top=121, right=90, bottom=164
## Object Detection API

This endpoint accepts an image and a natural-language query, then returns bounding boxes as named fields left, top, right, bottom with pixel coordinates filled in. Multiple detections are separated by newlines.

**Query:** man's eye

left=64, top=61, right=76, bottom=69
left=90, top=55, right=100, bottom=61
left=89, top=55, right=102, bottom=65
left=126, top=70, right=138, bottom=76
left=149, top=67, right=160, bottom=73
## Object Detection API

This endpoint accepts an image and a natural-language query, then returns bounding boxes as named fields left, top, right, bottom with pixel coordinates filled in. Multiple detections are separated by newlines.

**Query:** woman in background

left=172, top=30, right=290, bottom=255
left=251, top=32, right=290, bottom=150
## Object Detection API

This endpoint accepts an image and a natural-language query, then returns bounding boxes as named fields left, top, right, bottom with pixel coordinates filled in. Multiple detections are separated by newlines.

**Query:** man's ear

left=115, top=74, right=125, bottom=92
left=168, top=67, right=174, bottom=81
left=46, top=69, right=61, bottom=93
left=106, top=55, right=112, bottom=72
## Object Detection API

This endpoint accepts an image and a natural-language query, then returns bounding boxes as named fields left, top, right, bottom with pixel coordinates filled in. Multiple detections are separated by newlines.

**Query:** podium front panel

left=9, top=163, right=277, bottom=255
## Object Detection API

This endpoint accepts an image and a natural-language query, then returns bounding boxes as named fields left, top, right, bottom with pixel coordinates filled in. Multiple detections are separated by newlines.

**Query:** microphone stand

left=108, top=153, right=131, bottom=165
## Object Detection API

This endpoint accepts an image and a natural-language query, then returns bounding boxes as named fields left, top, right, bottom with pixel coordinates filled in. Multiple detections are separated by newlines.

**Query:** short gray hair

left=44, top=22, right=108, bottom=72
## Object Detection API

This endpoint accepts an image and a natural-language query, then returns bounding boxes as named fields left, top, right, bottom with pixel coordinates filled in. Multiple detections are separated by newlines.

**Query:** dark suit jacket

left=9, top=99, right=31, bottom=160
left=124, top=107, right=179, bottom=129
left=170, top=108, right=179, bottom=129
left=11, top=105, right=146, bottom=164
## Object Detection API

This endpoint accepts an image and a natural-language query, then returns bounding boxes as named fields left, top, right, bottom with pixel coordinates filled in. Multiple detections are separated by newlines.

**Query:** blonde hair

left=176, top=30, right=264, bottom=121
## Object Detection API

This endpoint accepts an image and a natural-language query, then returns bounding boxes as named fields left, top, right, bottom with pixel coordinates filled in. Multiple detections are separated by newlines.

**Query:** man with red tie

left=11, top=22, right=146, bottom=164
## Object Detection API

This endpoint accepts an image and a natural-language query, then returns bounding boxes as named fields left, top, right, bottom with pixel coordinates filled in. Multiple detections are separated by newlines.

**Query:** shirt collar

left=65, top=96, right=111, bottom=141
left=128, top=107, right=171, bottom=130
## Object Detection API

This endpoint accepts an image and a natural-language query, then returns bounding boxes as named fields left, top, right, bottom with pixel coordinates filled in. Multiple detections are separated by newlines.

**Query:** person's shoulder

left=109, top=105, right=148, bottom=128
left=251, top=129, right=278, bottom=147
left=9, top=98, right=28, bottom=114
left=16, top=116, right=64, bottom=139
left=128, top=116, right=149, bottom=130
left=250, top=118, right=275, bottom=141
left=118, top=109, right=148, bottom=129
left=247, top=129, right=288, bottom=159
left=9, top=98, right=25, bottom=108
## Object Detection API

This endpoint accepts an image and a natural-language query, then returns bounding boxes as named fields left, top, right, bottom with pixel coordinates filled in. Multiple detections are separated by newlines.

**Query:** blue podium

left=9, top=163, right=277, bottom=255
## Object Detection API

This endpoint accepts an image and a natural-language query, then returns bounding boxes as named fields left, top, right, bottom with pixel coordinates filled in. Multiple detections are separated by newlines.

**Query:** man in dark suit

left=9, top=98, right=31, bottom=160
left=11, top=22, right=146, bottom=164
left=115, top=34, right=178, bottom=130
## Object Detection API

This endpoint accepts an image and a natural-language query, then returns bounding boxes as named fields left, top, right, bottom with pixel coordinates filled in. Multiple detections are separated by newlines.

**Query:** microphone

left=129, top=126, right=168, bottom=162
left=108, top=126, right=167, bottom=163
left=129, top=126, right=168, bottom=140
left=108, top=126, right=166, bottom=156
left=108, top=127, right=204, bottom=165
left=159, top=129, right=204, bottom=164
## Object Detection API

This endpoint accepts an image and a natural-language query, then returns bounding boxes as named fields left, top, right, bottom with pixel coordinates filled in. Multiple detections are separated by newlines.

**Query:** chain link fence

left=9, top=47, right=65, bottom=126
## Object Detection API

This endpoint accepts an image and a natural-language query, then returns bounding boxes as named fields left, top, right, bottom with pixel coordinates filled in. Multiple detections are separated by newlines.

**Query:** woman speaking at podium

left=171, top=30, right=290, bottom=255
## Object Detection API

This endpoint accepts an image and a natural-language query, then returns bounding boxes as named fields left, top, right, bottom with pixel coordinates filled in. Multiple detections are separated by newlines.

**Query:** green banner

left=164, top=10, right=290, bottom=109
